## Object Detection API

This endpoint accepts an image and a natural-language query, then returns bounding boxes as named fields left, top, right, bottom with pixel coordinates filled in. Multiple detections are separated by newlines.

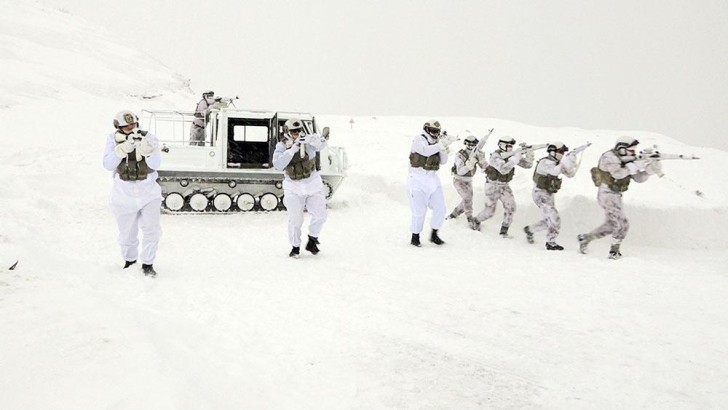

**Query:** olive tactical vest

left=484, top=163, right=515, bottom=182
left=532, top=158, right=562, bottom=193
left=286, top=151, right=317, bottom=180
left=409, top=136, right=441, bottom=171
left=116, top=149, right=151, bottom=181
left=591, top=150, right=632, bottom=192
left=451, top=150, right=476, bottom=176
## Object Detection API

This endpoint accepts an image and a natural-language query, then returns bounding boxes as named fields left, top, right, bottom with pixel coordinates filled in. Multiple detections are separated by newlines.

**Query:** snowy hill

left=1, top=3, right=727, bottom=409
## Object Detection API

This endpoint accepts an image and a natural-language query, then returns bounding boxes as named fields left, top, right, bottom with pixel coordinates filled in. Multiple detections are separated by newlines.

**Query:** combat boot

left=499, top=224, right=511, bottom=238
left=123, top=260, right=136, bottom=269
left=305, top=235, right=320, bottom=255
left=142, top=264, right=157, bottom=277
left=289, top=246, right=300, bottom=258
left=546, top=242, right=564, bottom=251
left=410, top=233, right=421, bottom=247
left=577, top=234, right=592, bottom=254
left=523, top=226, right=534, bottom=244
left=469, top=217, right=481, bottom=231
left=430, top=229, right=445, bottom=245
left=608, top=243, right=622, bottom=260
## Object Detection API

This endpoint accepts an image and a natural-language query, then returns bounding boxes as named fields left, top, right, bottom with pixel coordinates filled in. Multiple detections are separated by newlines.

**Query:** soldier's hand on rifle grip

left=465, top=157, right=477, bottom=170
left=137, top=137, right=156, bottom=157
left=437, top=139, right=451, bottom=152
left=114, top=138, right=135, bottom=159
left=509, top=150, right=523, bottom=163
left=646, top=159, right=663, bottom=177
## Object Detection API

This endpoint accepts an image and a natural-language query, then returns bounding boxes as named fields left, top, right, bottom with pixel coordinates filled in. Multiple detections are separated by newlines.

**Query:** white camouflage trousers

left=408, top=173, right=446, bottom=234
left=111, top=185, right=162, bottom=265
left=450, top=178, right=474, bottom=217
left=527, top=188, right=560, bottom=242
left=588, top=187, right=630, bottom=241
left=475, top=181, right=516, bottom=226
left=283, top=191, right=328, bottom=247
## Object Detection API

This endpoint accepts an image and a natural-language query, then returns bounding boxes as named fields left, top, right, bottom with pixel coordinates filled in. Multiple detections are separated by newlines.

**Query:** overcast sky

left=41, top=0, right=727, bottom=149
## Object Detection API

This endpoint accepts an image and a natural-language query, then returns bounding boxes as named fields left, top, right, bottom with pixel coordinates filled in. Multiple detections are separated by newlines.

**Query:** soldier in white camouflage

left=189, top=90, right=218, bottom=146
left=447, top=136, right=486, bottom=225
left=578, top=136, right=661, bottom=259
left=272, top=118, right=329, bottom=258
left=523, top=142, right=577, bottom=250
left=102, top=110, right=162, bottom=277
left=407, top=120, right=453, bottom=247
left=470, top=136, right=534, bottom=237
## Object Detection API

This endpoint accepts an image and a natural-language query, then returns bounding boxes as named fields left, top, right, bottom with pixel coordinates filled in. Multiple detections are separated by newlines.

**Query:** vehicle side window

left=232, top=125, right=268, bottom=142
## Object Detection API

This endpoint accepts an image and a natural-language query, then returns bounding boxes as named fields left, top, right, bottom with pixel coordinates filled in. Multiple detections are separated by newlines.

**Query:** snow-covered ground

left=1, top=3, right=727, bottom=409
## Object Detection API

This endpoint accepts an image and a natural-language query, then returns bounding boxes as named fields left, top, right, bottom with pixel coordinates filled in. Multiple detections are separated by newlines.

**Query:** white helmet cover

left=498, top=136, right=516, bottom=151
left=284, top=118, right=304, bottom=133
left=615, top=136, right=639, bottom=156
left=113, top=110, right=138, bottom=129
left=548, top=141, right=568, bottom=153
left=464, top=135, right=479, bottom=145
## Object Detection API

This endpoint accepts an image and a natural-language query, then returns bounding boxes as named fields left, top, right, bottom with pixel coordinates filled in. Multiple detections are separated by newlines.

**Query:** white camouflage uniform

left=272, top=133, right=328, bottom=248
left=473, top=150, right=532, bottom=228
left=586, top=150, right=651, bottom=241
left=449, top=149, right=485, bottom=218
left=102, top=132, right=162, bottom=266
left=526, top=154, right=577, bottom=242
left=189, top=97, right=213, bottom=146
left=407, top=131, right=448, bottom=234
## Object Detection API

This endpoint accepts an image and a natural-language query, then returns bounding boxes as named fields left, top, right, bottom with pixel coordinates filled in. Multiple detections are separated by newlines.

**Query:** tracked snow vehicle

left=141, top=105, right=347, bottom=213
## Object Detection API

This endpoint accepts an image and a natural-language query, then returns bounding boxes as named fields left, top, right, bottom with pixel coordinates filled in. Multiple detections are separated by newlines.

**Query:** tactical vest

left=410, top=152, right=441, bottom=171
left=409, top=136, right=441, bottom=171
left=484, top=165, right=514, bottom=182
left=532, top=158, right=562, bottom=193
left=116, top=149, right=151, bottom=181
left=286, top=151, right=317, bottom=180
left=451, top=150, right=476, bottom=177
left=594, top=167, right=631, bottom=192
left=590, top=150, right=632, bottom=192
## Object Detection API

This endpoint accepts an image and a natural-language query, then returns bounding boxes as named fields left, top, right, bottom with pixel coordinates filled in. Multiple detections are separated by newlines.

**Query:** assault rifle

left=638, top=148, right=700, bottom=161
left=501, top=143, right=549, bottom=159
left=440, top=130, right=460, bottom=145
left=300, top=126, right=331, bottom=158
left=209, top=96, right=239, bottom=110
left=635, top=146, right=700, bottom=178
left=469, top=128, right=494, bottom=160
left=568, top=142, right=592, bottom=156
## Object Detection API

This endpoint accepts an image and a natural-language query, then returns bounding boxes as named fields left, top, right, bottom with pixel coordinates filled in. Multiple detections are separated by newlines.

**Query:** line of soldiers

left=408, top=120, right=662, bottom=259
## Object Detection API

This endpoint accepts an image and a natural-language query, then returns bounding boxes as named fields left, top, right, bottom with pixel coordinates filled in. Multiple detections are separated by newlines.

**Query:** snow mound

left=0, top=2, right=189, bottom=107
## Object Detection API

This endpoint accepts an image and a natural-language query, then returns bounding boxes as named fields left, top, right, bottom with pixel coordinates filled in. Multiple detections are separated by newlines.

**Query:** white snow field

left=1, top=3, right=727, bottom=409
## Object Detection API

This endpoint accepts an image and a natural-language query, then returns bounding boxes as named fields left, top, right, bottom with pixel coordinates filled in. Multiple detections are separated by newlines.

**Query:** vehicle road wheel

left=259, top=193, right=279, bottom=211
left=164, top=192, right=184, bottom=211
left=213, top=193, right=232, bottom=212
left=189, top=193, right=208, bottom=212
left=236, top=193, right=255, bottom=212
